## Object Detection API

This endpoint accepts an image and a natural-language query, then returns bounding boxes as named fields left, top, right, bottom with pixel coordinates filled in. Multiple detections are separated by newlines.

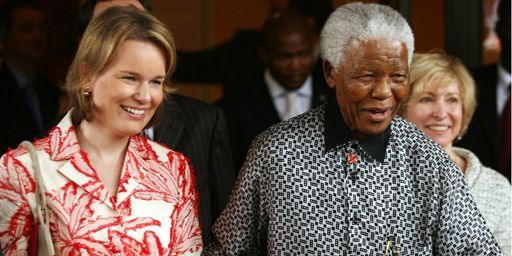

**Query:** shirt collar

left=47, top=110, right=156, bottom=163
left=264, top=69, right=313, bottom=98
left=324, top=94, right=390, bottom=163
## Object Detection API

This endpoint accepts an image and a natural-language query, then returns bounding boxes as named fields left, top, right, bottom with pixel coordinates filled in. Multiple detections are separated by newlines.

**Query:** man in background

left=218, top=10, right=329, bottom=172
left=457, top=0, right=511, bottom=180
left=173, top=0, right=333, bottom=97
left=0, top=0, right=60, bottom=154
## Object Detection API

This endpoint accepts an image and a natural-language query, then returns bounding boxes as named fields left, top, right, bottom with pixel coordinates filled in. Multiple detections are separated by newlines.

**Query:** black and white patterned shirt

left=209, top=101, right=502, bottom=255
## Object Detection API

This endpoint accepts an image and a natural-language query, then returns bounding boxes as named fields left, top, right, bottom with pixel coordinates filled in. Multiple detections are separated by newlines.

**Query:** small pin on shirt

left=348, top=153, right=358, bottom=164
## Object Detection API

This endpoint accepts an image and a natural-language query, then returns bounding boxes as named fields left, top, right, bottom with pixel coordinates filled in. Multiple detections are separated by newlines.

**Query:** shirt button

left=349, top=172, right=358, bottom=182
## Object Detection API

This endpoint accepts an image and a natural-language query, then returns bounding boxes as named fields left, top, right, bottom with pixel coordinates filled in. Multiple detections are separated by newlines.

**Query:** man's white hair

left=320, top=2, right=414, bottom=70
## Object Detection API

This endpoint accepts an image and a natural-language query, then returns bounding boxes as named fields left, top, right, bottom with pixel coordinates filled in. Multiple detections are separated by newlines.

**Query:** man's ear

left=323, top=60, right=336, bottom=89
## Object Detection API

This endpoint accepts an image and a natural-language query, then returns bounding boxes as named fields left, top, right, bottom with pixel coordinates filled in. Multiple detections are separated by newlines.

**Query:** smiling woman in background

left=400, top=51, right=511, bottom=255
left=0, top=6, right=202, bottom=255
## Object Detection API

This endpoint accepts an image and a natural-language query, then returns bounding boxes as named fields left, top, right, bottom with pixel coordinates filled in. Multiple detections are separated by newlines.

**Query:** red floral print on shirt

left=47, top=183, right=119, bottom=255
left=0, top=150, right=35, bottom=255
left=0, top=113, right=203, bottom=255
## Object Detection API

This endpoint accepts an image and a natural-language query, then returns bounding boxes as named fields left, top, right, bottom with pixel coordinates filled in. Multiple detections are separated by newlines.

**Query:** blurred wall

left=34, top=0, right=483, bottom=105
left=151, top=0, right=449, bottom=103
left=412, top=0, right=444, bottom=52
left=153, top=0, right=268, bottom=103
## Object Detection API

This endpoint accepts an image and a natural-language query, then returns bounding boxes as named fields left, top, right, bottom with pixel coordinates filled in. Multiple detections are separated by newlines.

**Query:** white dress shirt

left=143, top=126, right=155, bottom=140
left=497, top=64, right=511, bottom=116
left=264, top=69, right=313, bottom=121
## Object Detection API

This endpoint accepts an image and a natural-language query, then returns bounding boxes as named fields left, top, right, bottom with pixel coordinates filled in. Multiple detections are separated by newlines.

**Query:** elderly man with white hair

left=207, top=2, right=502, bottom=255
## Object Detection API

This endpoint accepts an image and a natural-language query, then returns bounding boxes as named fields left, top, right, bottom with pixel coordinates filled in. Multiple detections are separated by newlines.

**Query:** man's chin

left=283, top=82, right=305, bottom=91
left=361, top=121, right=391, bottom=137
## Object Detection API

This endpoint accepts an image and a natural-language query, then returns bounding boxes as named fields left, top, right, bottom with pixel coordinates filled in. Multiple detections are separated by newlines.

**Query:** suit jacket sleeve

left=208, top=108, right=236, bottom=224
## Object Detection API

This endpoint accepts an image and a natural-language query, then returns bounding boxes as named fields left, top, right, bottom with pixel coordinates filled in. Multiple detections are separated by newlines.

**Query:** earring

left=83, top=86, right=91, bottom=96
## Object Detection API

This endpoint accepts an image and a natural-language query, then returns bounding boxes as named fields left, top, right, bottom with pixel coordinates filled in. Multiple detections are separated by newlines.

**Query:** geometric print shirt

left=208, top=102, right=502, bottom=255
left=0, top=112, right=203, bottom=255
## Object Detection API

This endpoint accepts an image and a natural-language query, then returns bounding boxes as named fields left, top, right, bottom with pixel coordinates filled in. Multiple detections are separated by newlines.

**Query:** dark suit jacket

left=0, top=64, right=60, bottom=154
left=154, top=94, right=235, bottom=246
left=218, top=67, right=330, bottom=172
left=456, top=64, right=502, bottom=173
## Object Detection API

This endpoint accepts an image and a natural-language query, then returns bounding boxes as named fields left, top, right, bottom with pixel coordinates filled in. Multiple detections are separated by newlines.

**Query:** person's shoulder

left=479, top=164, right=511, bottom=190
left=223, top=75, right=267, bottom=98
left=170, top=94, right=216, bottom=109
left=140, top=138, right=194, bottom=180
left=471, top=161, right=512, bottom=210
left=391, top=119, right=464, bottom=187
left=253, top=105, right=325, bottom=147
left=470, top=64, right=498, bottom=83
left=456, top=146, right=510, bottom=187
left=211, top=29, right=260, bottom=49
left=391, top=116, right=434, bottom=145
left=216, top=79, right=271, bottom=119
left=0, top=137, right=50, bottom=167
left=470, top=63, right=497, bottom=76
left=0, top=65, right=18, bottom=94
left=166, top=94, right=221, bottom=117
left=142, top=136, right=190, bottom=163
left=1, top=143, right=30, bottom=162
left=391, top=116, right=452, bottom=161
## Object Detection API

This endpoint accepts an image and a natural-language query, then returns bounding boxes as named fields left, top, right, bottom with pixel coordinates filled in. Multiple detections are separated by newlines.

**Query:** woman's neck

left=444, top=144, right=467, bottom=174
left=76, top=120, right=129, bottom=158
left=76, top=120, right=130, bottom=196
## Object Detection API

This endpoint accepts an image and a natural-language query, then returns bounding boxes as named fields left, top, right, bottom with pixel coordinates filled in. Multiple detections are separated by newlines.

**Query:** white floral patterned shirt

left=0, top=112, right=203, bottom=255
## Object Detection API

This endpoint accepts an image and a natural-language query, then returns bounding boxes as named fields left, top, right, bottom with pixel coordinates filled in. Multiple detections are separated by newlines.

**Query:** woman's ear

left=79, top=62, right=94, bottom=89
left=323, top=60, right=336, bottom=89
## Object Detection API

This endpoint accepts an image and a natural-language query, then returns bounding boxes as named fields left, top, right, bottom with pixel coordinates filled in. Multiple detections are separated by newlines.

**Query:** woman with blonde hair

left=400, top=51, right=511, bottom=255
left=0, top=7, right=202, bottom=255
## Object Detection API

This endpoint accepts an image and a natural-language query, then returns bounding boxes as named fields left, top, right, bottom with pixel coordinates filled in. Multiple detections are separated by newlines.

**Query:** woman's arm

left=0, top=149, right=36, bottom=255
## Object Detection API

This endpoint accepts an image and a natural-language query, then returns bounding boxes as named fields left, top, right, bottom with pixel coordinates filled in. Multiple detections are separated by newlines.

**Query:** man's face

left=4, top=7, right=46, bottom=62
left=261, top=29, right=316, bottom=90
left=324, top=39, right=409, bottom=140
left=93, top=0, right=144, bottom=16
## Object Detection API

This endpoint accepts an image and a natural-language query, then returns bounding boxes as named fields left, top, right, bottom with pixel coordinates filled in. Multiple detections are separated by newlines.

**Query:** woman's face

left=87, top=39, right=165, bottom=138
left=402, top=80, right=463, bottom=148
